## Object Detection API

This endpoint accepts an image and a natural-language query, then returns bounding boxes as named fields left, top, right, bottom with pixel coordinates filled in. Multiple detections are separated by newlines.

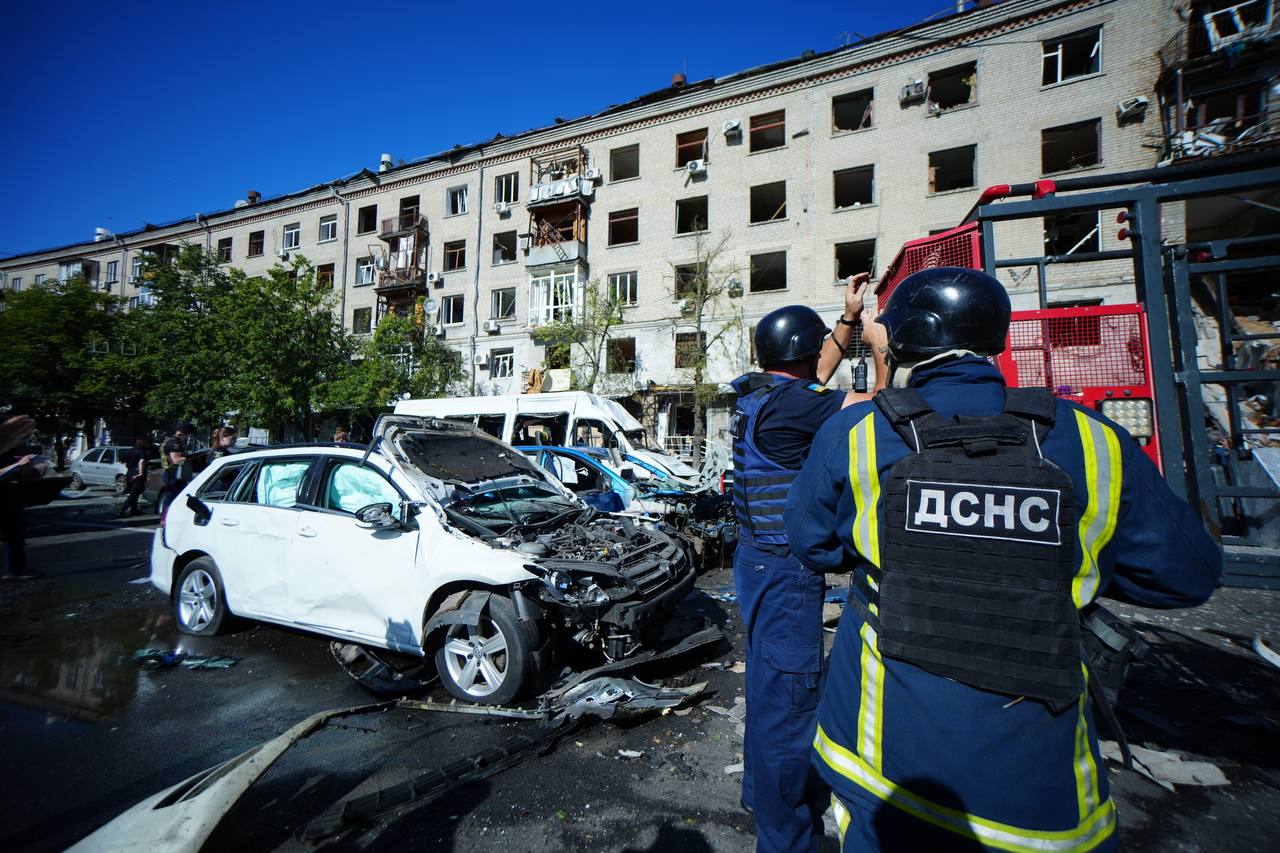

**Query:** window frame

left=492, top=231, right=518, bottom=266
left=607, top=336, right=637, bottom=373
left=316, top=263, right=336, bottom=289
left=247, top=231, right=265, bottom=257
left=749, top=250, right=788, bottom=293
left=10, top=276, right=21, bottom=292
left=1040, top=118, right=1102, bottom=176
left=489, top=348, right=515, bottom=379
left=217, top=237, right=233, bottom=262
left=494, top=173, right=520, bottom=205
left=105, top=260, right=119, bottom=283
left=316, top=458, right=405, bottom=516
left=352, top=306, right=373, bottom=334
left=675, top=196, right=709, bottom=235
left=491, top=287, right=517, bottom=320
left=750, top=181, right=788, bottom=224
left=441, top=293, right=466, bottom=326
left=446, top=185, right=469, bottom=217
left=607, top=271, right=639, bottom=306
left=749, top=110, right=787, bottom=153
left=608, top=208, right=640, bottom=246
left=833, top=165, right=876, bottom=210
left=198, top=461, right=254, bottom=502
left=355, top=256, right=376, bottom=285
left=675, top=129, right=708, bottom=168
left=674, top=331, right=708, bottom=369
left=356, top=205, right=377, bottom=235
left=927, top=144, right=978, bottom=194
left=443, top=240, right=467, bottom=272
left=610, top=144, right=640, bottom=182
left=832, top=88, right=875, bottom=134
left=282, top=222, right=301, bottom=250
left=1041, top=26, right=1102, bottom=87
left=318, top=214, right=338, bottom=243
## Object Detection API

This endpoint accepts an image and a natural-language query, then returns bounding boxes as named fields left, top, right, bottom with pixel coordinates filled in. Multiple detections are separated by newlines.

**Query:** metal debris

left=1254, top=634, right=1280, bottom=670
left=1100, top=741, right=1229, bottom=791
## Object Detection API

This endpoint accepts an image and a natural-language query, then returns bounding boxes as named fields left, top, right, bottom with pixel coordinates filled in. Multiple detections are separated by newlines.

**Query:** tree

left=318, top=304, right=464, bottom=428
left=666, top=230, right=744, bottom=467
left=0, top=277, right=129, bottom=444
left=530, top=276, right=627, bottom=392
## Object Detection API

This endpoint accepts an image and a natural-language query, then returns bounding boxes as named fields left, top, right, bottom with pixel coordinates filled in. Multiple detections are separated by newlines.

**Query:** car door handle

left=220, top=519, right=239, bottom=527
left=298, top=526, right=317, bottom=538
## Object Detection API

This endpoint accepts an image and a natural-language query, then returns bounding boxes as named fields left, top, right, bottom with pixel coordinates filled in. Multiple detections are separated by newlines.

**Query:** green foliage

left=530, top=276, right=626, bottom=391
left=318, top=307, right=464, bottom=421
left=0, top=277, right=130, bottom=431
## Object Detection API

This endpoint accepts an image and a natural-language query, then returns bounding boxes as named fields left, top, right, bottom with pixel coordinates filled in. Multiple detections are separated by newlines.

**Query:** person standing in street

left=118, top=438, right=149, bottom=517
left=786, top=268, right=1223, bottom=852
left=733, top=273, right=888, bottom=853
left=208, top=426, right=237, bottom=460
left=161, top=422, right=195, bottom=513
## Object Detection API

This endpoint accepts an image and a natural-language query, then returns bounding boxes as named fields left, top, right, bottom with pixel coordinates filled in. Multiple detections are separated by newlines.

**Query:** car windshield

left=622, top=429, right=659, bottom=451
left=453, top=481, right=581, bottom=527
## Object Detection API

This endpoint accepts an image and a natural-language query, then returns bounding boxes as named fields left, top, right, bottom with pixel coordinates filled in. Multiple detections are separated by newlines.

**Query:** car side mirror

left=187, top=495, right=212, bottom=526
left=355, top=502, right=400, bottom=530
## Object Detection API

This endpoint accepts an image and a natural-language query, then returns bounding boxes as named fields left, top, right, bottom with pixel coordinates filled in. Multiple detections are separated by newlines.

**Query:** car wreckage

left=150, top=415, right=697, bottom=704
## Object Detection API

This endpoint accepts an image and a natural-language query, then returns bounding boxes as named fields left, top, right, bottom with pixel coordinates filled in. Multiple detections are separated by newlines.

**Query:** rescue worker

left=732, top=272, right=889, bottom=853
left=785, top=267, right=1222, bottom=852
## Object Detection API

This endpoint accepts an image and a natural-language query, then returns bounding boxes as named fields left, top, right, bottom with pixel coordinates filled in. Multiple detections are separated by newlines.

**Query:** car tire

left=69, top=473, right=85, bottom=490
left=174, top=558, right=230, bottom=636
left=114, top=474, right=126, bottom=495
left=434, top=594, right=535, bottom=705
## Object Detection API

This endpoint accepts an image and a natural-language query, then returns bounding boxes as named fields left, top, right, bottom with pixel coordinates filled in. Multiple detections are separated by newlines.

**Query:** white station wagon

left=150, top=415, right=695, bottom=704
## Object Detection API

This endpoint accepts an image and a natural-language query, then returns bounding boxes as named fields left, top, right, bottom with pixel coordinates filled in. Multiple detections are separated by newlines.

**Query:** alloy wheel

left=178, top=569, right=218, bottom=632
left=442, top=618, right=509, bottom=698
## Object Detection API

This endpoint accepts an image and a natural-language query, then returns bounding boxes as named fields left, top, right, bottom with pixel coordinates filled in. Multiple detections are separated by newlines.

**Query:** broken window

left=399, top=195, right=420, bottom=223
left=750, top=251, right=787, bottom=293
left=514, top=413, right=568, bottom=444
left=750, top=182, right=787, bottom=223
left=676, top=128, right=708, bottom=167
left=355, top=257, right=375, bottom=285
left=675, top=196, right=709, bottom=234
left=443, top=240, right=466, bottom=271
left=492, top=231, right=517, bottom=265
left=352, top=307, right=372, bottom=334
left=611, top=144, right=640, bottom=181
left=832, top=89, right=874, bottom=132
left=833, top=166, right=874, bottom=209
left=317, top=263, right=335, bottom=289
left=608, top=271, right=638, bottom=305
left=494, top=172, right=519, bottom=205
left=1041, top=119, right=1101, bottom=173
left=609, top=208, right=639, bottom=246
left=675, top=331, right=707, bottom=369
left=248, top=230, right=264, bottom=257
left=607, top=337, right=637, bottom=373
left=491, top=287, right=516, bottom=319
left=835, top=239, right=876, bottom=279
left=1188, top=82, right=1265, bottom=134
left=750, top=110, right=786, bottom=152
left=357, top=205, right=377, bottom=234
left=1044, top=211, right=1100, bottom=256
left=674, top=263, right=705, bottom=299
left=1202, top=0, right=1274, bottom=51
left=217, top=237, right=232, bottom=262
left=927, top=62, right=977, bottom=112
left=446, top=185, right=468, bottom=216
left=442, top=293, right=465, bottom=325
left=490, top=348, right=514, bottom=379
left=928, top=145, right=976, bottom=193
left=1042, top=28, right=1101, bottom=85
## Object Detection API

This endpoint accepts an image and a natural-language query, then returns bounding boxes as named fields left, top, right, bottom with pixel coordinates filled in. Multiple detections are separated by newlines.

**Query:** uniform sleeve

left=1104, top=430, right=1223, bottom=608
left=785, top=415, right=853, bottom=573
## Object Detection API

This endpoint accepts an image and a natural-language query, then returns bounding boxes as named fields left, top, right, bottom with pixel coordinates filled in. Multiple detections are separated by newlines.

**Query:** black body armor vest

left=856, top=387, right=1084, bottom=712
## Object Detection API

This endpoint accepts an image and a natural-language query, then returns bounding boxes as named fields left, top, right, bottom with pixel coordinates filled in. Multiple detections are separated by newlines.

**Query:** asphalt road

left=1, top=489, right=1278, bottom=852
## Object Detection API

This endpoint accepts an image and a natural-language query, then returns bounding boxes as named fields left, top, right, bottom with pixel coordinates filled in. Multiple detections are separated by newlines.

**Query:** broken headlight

left=536, top=568, right=611, bottom=606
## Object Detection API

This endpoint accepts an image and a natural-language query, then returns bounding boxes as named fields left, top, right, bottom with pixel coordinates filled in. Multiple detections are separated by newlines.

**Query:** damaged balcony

left=372, top=235, right=428, bottom=320
left=379, top=211, right=429, bottom=242
left=524, top=201, right=587, bottom=268
left=527, top=145, right=597, bottom=209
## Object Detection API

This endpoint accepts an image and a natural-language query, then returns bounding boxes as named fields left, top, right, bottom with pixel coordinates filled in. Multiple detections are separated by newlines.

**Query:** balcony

left=526, top=175, right=595, bottom=209
left=379, top=212, right=428, bottom=241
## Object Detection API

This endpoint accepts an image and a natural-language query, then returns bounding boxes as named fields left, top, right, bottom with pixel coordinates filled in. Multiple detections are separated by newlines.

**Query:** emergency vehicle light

left=1099, top=397, right=1154, bottom=439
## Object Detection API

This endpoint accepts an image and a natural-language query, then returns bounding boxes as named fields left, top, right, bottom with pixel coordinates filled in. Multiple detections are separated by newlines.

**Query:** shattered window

left=1041, top=119, right=1101, bottom=174
left=513, top=413, right=568, bottom=446
left=323, top=463, right=401, bottom=514
left=252, top=460, right=311, bottom=508
left=927, top=62, right=977, bottom=112
left=1042, top=28, right=1101, bottom=85
left=832, top=89, right=874, bottom=133
left=199, top=463, right=250, bottom=501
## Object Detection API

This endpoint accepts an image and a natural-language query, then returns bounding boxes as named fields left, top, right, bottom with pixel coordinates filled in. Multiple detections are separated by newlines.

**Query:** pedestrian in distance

left=333, top=425, right=351, bottom=443
left=118, top=438, right=149, bottom=517
left=160, top=422, right=196, bottom=515
left=208, top=426, right=238, bottom=460
left=785, top=267, right=1223, bottom=853
left=731, top=273, right=889, bottom=853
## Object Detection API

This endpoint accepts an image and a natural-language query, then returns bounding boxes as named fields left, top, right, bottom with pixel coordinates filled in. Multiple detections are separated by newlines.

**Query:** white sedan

left=151, top=416, right=695, bottom=704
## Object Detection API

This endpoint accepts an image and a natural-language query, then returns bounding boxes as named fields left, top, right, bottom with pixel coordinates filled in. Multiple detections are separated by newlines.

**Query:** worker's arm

left=816, top=273, right=871, bottom=385
left=785, top=414, right=859, bottom=572
left=841, top=309, right=889, bottom=408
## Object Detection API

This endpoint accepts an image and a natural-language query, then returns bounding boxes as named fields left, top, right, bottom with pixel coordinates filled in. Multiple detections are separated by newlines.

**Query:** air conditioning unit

left=276, top=248, right=290, bottom=259
left=435, top=326, right=446, bottom=338
left=475, top=352, right=490, bottom=367
left=427, top=272, right=442, bottom=284
left=483, top=319, right=501, bottom=333
left=584, top=167, right=602, bottom=181
left=722, top=119, right=741, bottom=137
left=494, top=201, right=511, bottom=215
left=518, top=235, right=532, bottom=252
left=899, top=80, right=926, bottom=105
left=686, top=159, right=707, bottom=175
left=1116, top=96, right=1149, bottom=124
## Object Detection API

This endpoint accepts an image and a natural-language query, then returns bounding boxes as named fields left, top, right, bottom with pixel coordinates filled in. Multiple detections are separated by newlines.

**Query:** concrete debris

left=618, top=749, right=644, bottom=759
left=706, top=696, right=747, bottom=721
left=723, top=762, right=745, bottom=775
left=1100, top=741, right=1229, bottom=791
left=727, top=661, right=746, bottom=674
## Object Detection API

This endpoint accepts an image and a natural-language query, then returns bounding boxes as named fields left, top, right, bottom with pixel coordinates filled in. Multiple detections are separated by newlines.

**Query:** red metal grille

left=1001, top=306, right=1148, bottom=395
left=875, top=222, right=982, bottom=309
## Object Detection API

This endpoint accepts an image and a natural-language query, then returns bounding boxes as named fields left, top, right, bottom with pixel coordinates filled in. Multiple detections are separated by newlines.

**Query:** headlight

left=1099, top=397, right=1154, bottom=438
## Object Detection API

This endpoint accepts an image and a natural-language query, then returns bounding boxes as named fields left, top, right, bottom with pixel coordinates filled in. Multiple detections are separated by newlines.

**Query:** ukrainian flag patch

left=807, top=382, right=830, bottom=393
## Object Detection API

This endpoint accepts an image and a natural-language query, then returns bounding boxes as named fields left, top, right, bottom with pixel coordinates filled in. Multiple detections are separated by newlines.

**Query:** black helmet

left=755, top=305, right=829, bottom=366
left=876, top=267, right=1010, bottom=362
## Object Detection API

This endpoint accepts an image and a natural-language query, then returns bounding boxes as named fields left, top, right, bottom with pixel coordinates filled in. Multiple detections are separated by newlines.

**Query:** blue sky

left=0, top=0, right=959, bottom=257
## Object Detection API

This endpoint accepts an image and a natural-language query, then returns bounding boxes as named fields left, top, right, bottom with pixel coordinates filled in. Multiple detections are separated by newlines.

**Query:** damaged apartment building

left=0, top=0, right=1211, bottom=456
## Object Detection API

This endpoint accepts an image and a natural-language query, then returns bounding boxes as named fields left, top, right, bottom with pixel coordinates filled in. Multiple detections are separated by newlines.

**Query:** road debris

left=1254, top=634, right=1280, bottom=670
left=1100, top=741, right=1229, bottom=791
left=706, top=695, right=748, bottom=721
left=724, top=762, right=745, bottom=775
left=618, top=749, right=644, bottom=759
left=133, top=648, right=239, bottom=670
left=706, top=587, right=738, bottom=602
left=726, top=661, right=746, bottom=674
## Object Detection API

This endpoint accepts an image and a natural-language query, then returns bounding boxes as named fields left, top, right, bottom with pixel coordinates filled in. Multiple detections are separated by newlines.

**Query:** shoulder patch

left=807, top=382, right=830, bottom=394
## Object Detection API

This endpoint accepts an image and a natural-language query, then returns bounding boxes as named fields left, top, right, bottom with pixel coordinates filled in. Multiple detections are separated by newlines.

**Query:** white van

left=394, top=391, right=704, bottom=487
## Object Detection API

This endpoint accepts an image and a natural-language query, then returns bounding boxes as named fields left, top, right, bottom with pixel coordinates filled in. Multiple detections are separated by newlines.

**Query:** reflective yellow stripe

left=815, top=725, right=1116, bottom=853
left=1074, top=666, right=1100, bottom=821
left=857, top=622, right=886, bottom=771
left=848, top=414, right=881, bottom=567
left=1072, top=410, right=1122, bottom=608
left=831, top=794, right=852, bottom=847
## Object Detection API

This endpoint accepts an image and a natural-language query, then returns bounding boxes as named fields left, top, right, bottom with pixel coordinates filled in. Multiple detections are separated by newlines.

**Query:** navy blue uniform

left=732, top=373, right=845, bottom=853
left=784, top=358, right=1222, bottom=852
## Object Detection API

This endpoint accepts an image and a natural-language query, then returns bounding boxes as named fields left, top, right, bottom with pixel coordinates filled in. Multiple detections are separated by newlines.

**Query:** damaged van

left=149, top=415, right=695, bottom=704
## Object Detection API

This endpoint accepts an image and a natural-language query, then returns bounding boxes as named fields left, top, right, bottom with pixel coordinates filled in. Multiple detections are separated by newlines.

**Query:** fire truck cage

left=878, top=151, right=1280, bottom=588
